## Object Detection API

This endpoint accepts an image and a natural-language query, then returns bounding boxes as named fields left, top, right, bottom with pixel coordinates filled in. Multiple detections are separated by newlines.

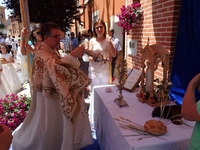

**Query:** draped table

left=88, top=85, right=194, bottom=150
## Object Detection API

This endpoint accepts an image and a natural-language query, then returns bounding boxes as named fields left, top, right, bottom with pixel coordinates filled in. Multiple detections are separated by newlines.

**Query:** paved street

left=17, top=82, right=31, bottom=97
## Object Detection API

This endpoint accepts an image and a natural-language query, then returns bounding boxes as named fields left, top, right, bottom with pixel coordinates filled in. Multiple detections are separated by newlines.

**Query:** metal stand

left=114, top=87, right=129, bottom=108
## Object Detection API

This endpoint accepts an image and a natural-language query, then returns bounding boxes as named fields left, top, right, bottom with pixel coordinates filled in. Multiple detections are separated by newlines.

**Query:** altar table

left=88, top=85, right=194, bottom=150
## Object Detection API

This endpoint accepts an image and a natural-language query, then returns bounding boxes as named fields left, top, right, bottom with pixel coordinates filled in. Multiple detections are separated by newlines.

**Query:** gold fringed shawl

left=31, top=43, right=91, bottom=124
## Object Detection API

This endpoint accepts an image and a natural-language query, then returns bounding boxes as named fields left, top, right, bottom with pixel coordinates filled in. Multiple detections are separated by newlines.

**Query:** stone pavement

left=17, top=82, right=31, bottom=97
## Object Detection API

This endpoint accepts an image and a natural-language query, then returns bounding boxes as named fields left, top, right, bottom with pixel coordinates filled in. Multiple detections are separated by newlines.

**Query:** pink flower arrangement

left=117, top=3, right=142, bottom=34
left=0, top=93, right=31, bottom=131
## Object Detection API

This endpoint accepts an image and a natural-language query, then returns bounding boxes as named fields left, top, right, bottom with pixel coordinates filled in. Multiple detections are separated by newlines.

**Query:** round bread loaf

left=144, top=119, right=167, bottom=136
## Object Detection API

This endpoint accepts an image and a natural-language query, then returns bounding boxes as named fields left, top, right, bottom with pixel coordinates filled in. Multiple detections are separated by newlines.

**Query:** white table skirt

left=88, top=85, right=194, bottom=150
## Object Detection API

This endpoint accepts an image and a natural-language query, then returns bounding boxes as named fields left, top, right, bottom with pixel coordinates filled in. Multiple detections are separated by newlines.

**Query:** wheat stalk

left=115, top=117, right=167, bottom=141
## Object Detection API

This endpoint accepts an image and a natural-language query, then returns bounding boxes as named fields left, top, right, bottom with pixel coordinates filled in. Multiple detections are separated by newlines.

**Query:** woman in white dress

left=0, top=60, right=12, bottom=99
left=88, top=19, right=116, bottom=128
left=19, top=24, right=42, bottom=83
left=0, top=43, right=21, bottom=94
left=88, top=19, right=116, bottom=89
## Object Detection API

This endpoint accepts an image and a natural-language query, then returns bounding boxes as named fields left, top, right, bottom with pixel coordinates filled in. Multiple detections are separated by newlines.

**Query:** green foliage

left=2, top=0, right=83, bottom=30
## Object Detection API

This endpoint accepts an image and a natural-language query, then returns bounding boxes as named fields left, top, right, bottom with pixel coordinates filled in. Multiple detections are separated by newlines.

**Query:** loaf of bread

left=144, top=119, right=167, bottom=136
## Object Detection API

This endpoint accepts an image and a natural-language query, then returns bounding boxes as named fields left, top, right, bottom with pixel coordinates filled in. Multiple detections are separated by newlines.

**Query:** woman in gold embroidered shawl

left=12, top=22, right=93, bottom=150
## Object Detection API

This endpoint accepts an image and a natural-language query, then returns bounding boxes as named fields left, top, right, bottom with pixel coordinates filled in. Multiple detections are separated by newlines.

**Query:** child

left=0, top=60, right=11, bottom=98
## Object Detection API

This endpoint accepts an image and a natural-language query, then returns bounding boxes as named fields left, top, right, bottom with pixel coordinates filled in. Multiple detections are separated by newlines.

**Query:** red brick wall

left=127, top=0, right=181, bottom=79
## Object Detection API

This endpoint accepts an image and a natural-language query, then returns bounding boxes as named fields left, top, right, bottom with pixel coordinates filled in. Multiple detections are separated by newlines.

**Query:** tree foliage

left=2, top=0, right=83, bottom=30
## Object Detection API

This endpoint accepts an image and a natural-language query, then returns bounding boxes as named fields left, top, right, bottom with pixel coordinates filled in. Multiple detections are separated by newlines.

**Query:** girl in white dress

left=88, top=19, right=116, bottom=89
left=0, top=60, right=12, bottom=99
left=0, top=43, right=21, bottom=94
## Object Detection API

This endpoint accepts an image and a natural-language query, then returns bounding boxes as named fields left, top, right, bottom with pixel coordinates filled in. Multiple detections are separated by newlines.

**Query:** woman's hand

left=105, top=56, right=112, bottom=63
left=21, top=28, right=28, bottom=37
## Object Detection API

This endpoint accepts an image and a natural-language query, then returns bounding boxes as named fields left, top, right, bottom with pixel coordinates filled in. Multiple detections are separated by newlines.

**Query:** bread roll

left=144, top=119, right=167, bottom=136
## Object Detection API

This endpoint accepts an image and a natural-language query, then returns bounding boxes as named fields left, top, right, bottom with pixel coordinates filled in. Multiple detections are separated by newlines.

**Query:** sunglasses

left=49, top=35, right=61, bottom=39
left=34, top=31, right=41, bottom=35
left=95, top=26, right=103, bottom=29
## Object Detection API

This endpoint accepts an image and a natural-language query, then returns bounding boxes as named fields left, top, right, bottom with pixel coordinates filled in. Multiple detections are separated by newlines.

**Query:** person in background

left=11, top=38, right=17, bottom=58
left=0, top=43, right=15, bottom=63
left=17, top=38, right=29, bottom=84
left=20, top=23, right=42, bottom=66
left=78, top=30, right=89, bottom=76
left=85, top=29, right=93, bottom=49
left=70, top=32, right=79, bottom=50
left=0, top=124, right=13, bottom=150
left=88, top=19, right=116, bottom=89
left=79, top=29, right=93, bottom=76
left=182, top=73, right=200, bottom=149
left=5, top=35, right=13, bottom=55
left=60, top=30, right=72, bottom=53
left=109, top=28, right=122, bottom=79
left=0, top=60, right=12, bottom=98
left=12, top=22, right=93, bottom=150
left=78, top=31, right=82, bottom=44
left=0, top=43, right=21, bottom=94
left=0, top=33, right=5, bottom=43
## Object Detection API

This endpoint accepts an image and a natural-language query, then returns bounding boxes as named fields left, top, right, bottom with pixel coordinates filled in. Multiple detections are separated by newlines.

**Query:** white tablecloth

left=89, top=85, right=194, bottom=150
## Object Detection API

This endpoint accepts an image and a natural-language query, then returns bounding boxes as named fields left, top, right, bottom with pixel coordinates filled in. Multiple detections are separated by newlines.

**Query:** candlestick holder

left=114, top=58, right=128, bottom=108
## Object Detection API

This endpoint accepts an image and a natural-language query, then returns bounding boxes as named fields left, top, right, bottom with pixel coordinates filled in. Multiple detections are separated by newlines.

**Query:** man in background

left=5, top=35, right=12, bottom=54
left=70, top=32, right=78, bottom=50
left=0, top=33, right=5, bottom=43
left=109, top=28, right=122, bottom=78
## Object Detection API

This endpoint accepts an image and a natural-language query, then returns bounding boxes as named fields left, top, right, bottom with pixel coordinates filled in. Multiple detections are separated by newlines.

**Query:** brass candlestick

left=114, top=58, right=128, bottom=108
